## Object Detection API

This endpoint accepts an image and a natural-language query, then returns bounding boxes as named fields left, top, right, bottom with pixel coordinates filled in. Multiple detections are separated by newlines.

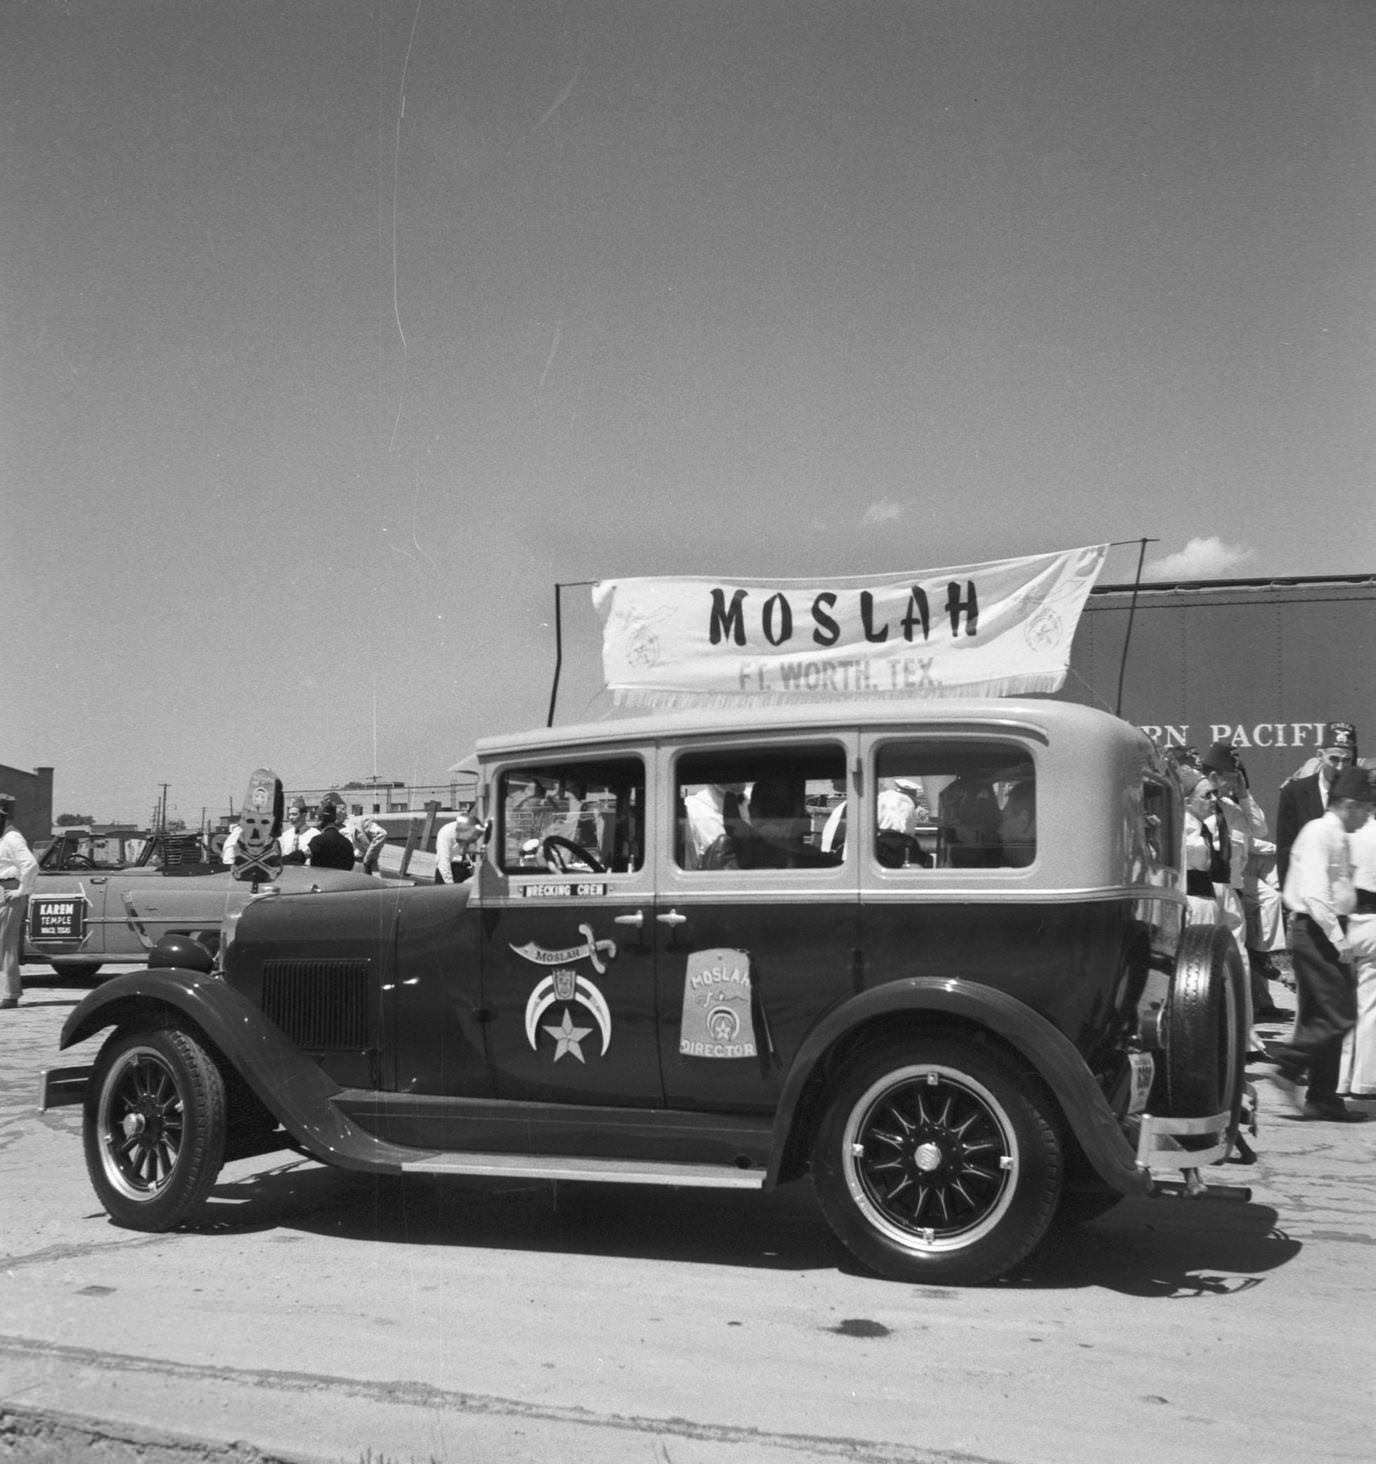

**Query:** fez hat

left=1200, top=741, right=1240, bottom=774
left=1322, top=722, right=1357, bottom=752
left=1330, top=766, right=1374, bottom=803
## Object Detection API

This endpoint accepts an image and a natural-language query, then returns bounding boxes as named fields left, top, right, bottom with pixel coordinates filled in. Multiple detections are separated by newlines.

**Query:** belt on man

left=1292, top=912, right=1349, bottom=934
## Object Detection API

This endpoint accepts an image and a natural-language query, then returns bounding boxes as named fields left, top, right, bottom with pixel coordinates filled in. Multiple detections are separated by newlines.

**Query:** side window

left=874, top=740, right=1035, bottom=869
left=1142, top=774, right=1179, bottom=871
left=675, top=743, right=846, bottom=872
left=498, top=757, right=645, bottom=874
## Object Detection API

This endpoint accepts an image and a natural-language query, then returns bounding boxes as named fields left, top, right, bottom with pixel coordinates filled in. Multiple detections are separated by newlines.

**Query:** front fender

left=59, top=968, right=421, bottom=1173
left=770, top=977, right=1150, bottom=1197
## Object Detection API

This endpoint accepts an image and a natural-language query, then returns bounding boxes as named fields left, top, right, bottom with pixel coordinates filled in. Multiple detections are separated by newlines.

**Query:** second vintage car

left=42, top=700, right=1254, bottom=1285
left=26, top=827, right=375, bottom=979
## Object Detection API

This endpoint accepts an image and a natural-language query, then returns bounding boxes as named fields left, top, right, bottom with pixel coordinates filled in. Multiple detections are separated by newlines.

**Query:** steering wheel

left=540, top=835, right=606, bottom=874
left=65, top=855, right=95, bottom=870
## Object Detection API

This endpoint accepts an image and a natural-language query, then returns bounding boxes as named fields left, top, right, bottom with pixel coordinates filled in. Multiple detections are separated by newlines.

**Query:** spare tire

left=1159, top=922, right=1247, bottom=1121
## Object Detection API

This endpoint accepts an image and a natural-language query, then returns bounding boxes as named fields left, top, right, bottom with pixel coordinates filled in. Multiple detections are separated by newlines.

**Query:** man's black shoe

left=1302, top=1098, right=1368, bottom=1123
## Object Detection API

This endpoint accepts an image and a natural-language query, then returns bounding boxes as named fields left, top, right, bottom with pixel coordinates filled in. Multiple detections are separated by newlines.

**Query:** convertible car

left=26, top=829, right=373, bottom=980
left=42, top=701, right=1256, bottom=1285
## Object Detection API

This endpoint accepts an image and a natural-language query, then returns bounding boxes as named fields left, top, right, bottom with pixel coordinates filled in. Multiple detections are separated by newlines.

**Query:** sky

left=2, top=0, right=1373, bottom=825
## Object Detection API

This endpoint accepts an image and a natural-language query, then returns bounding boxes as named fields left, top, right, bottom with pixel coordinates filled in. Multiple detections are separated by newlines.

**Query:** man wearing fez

left=0, top=793, right=38, bottom=1009
left=1276, top=721, right=1358, bottom=887
left=307, top=793, right=356, bottom=871
left=1260, top=765, right=1375, bottom=1121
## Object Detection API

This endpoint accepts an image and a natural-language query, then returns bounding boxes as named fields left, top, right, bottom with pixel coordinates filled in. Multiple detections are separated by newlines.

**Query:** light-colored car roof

left=475, top=697, right=1144, bottom=760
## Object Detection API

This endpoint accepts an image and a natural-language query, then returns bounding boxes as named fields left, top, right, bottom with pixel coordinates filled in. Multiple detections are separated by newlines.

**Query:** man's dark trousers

left=1271, top=914, right=1357, bottom=1103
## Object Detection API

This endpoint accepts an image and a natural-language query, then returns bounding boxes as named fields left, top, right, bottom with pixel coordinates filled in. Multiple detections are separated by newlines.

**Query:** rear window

left=872, top=740, right=1036, bottom=870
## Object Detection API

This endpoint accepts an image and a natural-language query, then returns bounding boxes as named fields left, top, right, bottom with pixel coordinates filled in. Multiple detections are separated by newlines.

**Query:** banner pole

left=1114, top=538, right=1156, bottom=718
left=546, top=583, right=564, bottom=728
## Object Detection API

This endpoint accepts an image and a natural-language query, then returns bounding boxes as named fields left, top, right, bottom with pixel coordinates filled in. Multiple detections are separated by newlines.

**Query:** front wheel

left=83, top=1027, right=227, bottom=1231
left=813, top=1038, right=1063, bottom=1285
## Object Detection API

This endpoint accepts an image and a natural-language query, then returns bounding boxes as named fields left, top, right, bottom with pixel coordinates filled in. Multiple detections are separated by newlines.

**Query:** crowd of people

left=1166, top=720, right=1376, bottom=1121
left=219, top=792, right=388, bottom=874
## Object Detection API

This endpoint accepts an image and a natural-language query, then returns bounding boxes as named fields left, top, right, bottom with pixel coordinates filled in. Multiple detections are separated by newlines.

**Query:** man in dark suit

left=1276, top=721, right=1358, bottom=888
left=307, top=795, right=356, bottom=871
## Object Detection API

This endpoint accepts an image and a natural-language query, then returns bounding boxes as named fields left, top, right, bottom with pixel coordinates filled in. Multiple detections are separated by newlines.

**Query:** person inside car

left=734, top=776, right=837, bottom=870
left=998, top=781, right=1036, bottom=868
left=940, top=773, right=1003, bottom=867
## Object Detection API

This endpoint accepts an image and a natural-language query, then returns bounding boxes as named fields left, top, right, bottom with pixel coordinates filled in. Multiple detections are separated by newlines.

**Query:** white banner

left=592, top=546, right=1108, bottom=707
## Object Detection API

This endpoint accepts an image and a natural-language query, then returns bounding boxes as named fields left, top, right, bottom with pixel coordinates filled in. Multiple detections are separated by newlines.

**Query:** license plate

left=1128, top=1052, right=1155, bottom=1115
left=29, top=896, right=87, bottom=942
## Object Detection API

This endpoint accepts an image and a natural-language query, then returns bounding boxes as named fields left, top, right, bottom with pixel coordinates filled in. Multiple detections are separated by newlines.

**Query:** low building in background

left=0, top=763, right=53, bottom=844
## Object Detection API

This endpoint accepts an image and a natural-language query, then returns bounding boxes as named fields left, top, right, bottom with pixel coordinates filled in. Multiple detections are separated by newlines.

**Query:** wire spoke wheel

left=84, top=1027, right=227, bottom=1231
left=814, top=1037, right=1063, bottom=1285
left=98, top=1048, right=186, bottom=1200
left=846, top=1066, right=1016, bottom=1249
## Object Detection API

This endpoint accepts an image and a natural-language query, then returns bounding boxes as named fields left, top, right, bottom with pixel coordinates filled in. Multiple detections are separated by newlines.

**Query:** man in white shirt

left=682, top=784, right=748, bottom=869
left=1339, top=813, right=1376, bottom=1098
left=350, top=815, right=389, bottom=876
left=279, top=798, right=311, bottom=863
left=434, top=813, right=482, bottom=884
left=876, top=779, right=919, bottom=836
left=1261, top=765, right=1374, bottom=1121
left=0, top=793, right=39, bottom=1008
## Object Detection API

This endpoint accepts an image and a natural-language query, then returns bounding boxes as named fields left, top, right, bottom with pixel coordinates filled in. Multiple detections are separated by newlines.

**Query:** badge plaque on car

left=680, top=948, right=757, bottom=1059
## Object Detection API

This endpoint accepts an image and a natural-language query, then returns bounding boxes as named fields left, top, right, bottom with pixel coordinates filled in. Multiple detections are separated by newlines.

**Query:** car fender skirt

left=775, top=978, right=1150, bottom=1198
left=57, top=968, right=423, bottom=1174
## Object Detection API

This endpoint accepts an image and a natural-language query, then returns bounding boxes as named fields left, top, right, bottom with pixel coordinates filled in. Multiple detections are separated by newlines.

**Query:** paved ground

left=2, top=966, right=1373, bottom=1464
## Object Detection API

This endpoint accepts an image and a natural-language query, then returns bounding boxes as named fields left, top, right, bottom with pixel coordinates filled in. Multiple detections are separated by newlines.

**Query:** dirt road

left=2, top=968, right=1373, bottom=1464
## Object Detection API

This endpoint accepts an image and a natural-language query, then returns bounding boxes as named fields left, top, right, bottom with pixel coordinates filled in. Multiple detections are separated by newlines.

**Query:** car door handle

left=90, top=877, right=107, bottom=885
left=657, top=909, right=688, bottom=927
left=613, top=911, right=644, bottom=928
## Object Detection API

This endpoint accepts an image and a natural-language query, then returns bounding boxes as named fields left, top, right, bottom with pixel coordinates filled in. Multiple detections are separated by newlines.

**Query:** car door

left=475, top=749, right=663, bottom=1106
left=654, top=732, right=860, bottom=1113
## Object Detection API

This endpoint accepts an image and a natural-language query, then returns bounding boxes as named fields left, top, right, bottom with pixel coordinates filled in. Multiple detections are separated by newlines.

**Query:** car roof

left=475, top=697, right=1144, bottom=761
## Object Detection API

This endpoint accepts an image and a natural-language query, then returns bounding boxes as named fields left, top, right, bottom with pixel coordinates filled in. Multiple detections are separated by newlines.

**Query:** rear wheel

left=813, top=1038, right=1063, bottom=1285
left=83, top=1027, right=226, bottom=1230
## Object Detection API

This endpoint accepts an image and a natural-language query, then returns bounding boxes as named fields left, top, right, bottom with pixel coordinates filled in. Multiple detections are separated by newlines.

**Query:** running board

left=400, top=1151, right=767, bottom=1188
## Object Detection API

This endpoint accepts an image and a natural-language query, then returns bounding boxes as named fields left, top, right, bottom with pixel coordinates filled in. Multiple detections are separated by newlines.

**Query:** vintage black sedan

left=41, top=701, right=1254, bottom=1285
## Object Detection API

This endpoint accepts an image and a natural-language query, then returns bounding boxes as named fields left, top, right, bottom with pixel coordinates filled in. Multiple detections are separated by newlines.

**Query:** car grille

left=260, top=959, right=373, bottom=1051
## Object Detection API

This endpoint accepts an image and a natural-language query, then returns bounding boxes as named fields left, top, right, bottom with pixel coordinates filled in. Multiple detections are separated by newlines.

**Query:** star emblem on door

left=543, top=1009, right=593, bottom=1063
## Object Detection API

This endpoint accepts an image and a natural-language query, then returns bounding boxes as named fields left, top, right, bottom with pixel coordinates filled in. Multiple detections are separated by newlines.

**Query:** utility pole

left=158, top=784, right=169, bottom=833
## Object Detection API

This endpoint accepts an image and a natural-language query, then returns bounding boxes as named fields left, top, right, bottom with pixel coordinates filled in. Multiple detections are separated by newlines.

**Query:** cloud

left=862, top=500, right=904, bottom=525
left=1143, top=536, right=1255, bottom=582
